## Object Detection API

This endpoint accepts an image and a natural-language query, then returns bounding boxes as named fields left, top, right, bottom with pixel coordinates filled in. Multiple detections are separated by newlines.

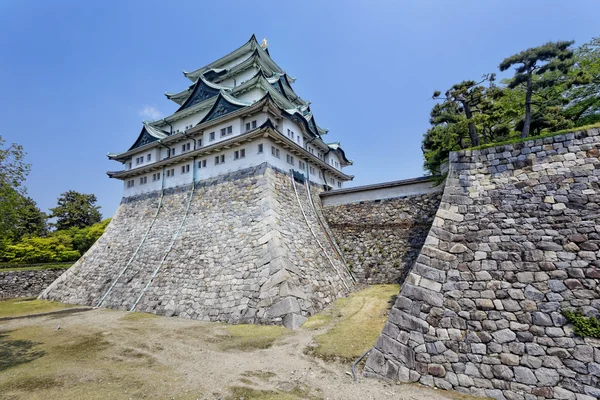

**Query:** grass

left=0, top=263, right=73, bottom=272
left=0, top=324, right=198, bottom=400
left=226, top=384, right=321, bottom=400
left=305, top=284, right=399, bottom=362
left=215, top=324, right=290, bottom=351
left=0, top=298, right=74, bottom=319
left=468, top=121, right=600, bottom=151
left=118, top=311, right=158, bottom=322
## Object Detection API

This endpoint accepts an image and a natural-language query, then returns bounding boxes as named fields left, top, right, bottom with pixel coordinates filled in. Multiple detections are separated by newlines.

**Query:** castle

left=40, top=36, right=599, bottom=399
left=40, top=35, right=365, bottom=329
left=108, top=35, right=352, bottom=195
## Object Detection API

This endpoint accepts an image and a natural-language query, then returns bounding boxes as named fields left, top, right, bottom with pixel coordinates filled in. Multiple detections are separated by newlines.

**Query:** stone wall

left=366, top=128, right=600, bottom=400
left=1, top=269, right=66, bottom=299
left=41, top=164, right=354, bottom=328
left=323, top=193, right=442, bottom=284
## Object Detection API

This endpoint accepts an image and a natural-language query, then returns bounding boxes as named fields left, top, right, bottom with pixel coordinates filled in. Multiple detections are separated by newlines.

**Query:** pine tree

left=499, top=41, right=575, bottom=138
left=50, top=191, right=102, bottom=230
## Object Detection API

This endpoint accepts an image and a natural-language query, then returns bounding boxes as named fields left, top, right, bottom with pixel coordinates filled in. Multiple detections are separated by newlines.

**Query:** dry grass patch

left=226, top=384, right=322, bottom=400
left=215, top=324, right=290, bottom=351
left=118, top=311, right=158, bottom=321
left=0, top=298, right=74, bottom=319
left=305, top=284, right=399, bottom=362
left=0, top=324, right=199, bottom=400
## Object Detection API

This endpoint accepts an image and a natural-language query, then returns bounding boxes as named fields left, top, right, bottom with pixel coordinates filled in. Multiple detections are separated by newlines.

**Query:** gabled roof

left=198, top=91, right=249, bottom=124
left=127, top=123, right=169, bottom=151
left=183, top=35, right=284, bottom=82
left=327, top=142, right=353, bottom=166
left=268, top=75, right=305, bottom=107
left=164, top=85, right=193, bottom=105
left=175, top=76, right=230, bottom=112
left=232, top=70, right=298, bottom=110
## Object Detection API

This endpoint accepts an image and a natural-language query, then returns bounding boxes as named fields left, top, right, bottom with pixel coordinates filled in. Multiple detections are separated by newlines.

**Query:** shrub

left=0, top=219, right=109, bottom=264
left=562, top=309, right=600, bottom=338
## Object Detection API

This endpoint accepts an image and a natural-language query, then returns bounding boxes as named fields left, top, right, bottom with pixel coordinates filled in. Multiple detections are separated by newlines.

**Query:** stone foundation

left=366, top=128, right=600, bottom=400
left=1, top=269, right=66, bottom=299
left=323, top=193, right=442, bottom=284
left=41, top=164, right=354, bottom=328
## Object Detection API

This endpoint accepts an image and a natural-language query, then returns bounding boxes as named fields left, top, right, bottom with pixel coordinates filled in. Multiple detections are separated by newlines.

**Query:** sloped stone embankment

left=366, top=128, right=600, bottom=400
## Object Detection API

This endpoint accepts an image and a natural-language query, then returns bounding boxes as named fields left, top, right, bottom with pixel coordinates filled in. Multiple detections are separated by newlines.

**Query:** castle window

left=182, top=143, right=191, bottom=152
left=220, top=126, right=233, bottom=137
left=197, top=138, right=203, bottom=147
left=271, top=146, right=280, bottom=158
left=338, top=182, right=342, bottom=188
left=171, top=148, right=176, bottom=156
left=166, top=168, right=175, bottom=178
left=215, top=154, right=225, bottom=165
left=318, top=171, right=323, bottom=179
left=252, top=120, right=257, bottom=129
left=299, top=161, right=306, bottom=171
left=147, top=154, right=151, bottom=162
left=181, top=165, right=190, bottom=174
left=234, top=149, right=245, bottom=160
left=198, top=160, right=206, bottom=168
left=245, top=122, right=251, bottom=132
left=128, top=162, right=132, bottom=169
left=286, top=154, right=294, bottom=166
left=209, top=132, right=215, bottom=141
left=152, top=173, right=160, bottom=181
left=126, top=180, right=134, bottom=188
left=140, top=176, right=147, bottom=185
left=335, top=161, right=339, bottom=168
left=258, top=144, right=263, bottom=153
left=287, top=129, right=294, bottom=140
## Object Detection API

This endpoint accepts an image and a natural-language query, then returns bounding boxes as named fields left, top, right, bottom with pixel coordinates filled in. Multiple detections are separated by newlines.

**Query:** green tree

left=0, top=135, right=31, bottom=245
left=50, top=191, right=102, bottom=230
left=432, top=75, right=498, bottom=147
left=565, top=37, right=600, bottom=125
left=14, top=196, right=48, bottom=238
left=71, top=219, right=110, bottom=254
left=499, top=41, right=576, bottom=138
left=422, top=102, right=466, bottom=176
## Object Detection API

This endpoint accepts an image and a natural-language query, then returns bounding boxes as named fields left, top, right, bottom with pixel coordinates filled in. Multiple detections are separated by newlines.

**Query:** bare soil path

left=0, top=291, right=482, bottom=400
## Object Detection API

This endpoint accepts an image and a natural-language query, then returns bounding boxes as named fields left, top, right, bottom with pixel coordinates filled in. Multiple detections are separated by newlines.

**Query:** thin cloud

left=139, top=105, right=162, bottom=120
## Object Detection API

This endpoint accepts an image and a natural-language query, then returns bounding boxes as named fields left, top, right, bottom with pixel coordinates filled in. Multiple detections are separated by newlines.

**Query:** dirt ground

left=0, top=291, right=482, bottom=400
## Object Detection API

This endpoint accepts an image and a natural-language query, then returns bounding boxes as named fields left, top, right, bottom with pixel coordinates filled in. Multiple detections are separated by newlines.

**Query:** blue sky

left=1, top=0, right=599, bottom=218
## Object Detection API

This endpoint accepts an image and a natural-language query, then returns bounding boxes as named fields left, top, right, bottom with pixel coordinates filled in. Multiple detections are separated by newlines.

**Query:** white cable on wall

left=96, top=188, right=165, bottom=308
left=304, top=178, right=356, bottom=283
left=129, top=177, right=196, bottom=312
left=290, top=173, right=350, bottom=292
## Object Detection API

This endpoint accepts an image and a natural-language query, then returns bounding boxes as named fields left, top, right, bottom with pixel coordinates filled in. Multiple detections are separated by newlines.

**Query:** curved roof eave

left=183, top=35, right=284, bottom=82
left=125, top=123, right=169, bottom=152
left=174, top=76, right=233, bottom=113
left=183, top=34, right=258, bottom=81
left=327, top=142, right=353, bottom=165
left=197, top=91, right=250, bottom=124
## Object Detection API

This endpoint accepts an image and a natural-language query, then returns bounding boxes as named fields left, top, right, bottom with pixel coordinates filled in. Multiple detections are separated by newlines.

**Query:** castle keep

left=41, top=36, right=359, bottom=328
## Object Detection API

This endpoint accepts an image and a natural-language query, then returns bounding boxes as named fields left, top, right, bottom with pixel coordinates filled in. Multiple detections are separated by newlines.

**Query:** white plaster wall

left=320, top=180, right=442, bottom=206
left=121, top=135, right=347, bottom=197
left=220, top=66, right=259, bottom=88
left=170, top=108, right=210, bottom=134
left=123, top=170, right=163, bottom=197
left=326, top=151, right=342, bottom=171
left=236, top=87, right=266, bottom=104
